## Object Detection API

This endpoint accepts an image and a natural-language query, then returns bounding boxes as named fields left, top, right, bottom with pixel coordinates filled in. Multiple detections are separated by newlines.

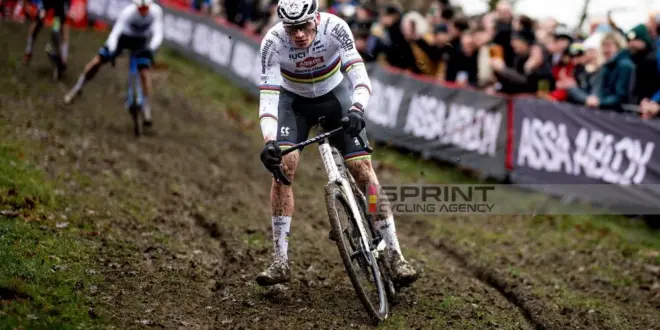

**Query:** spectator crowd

left=4, top=0, right=660, bottom=118
left=185, top=0, right=660, bottom=119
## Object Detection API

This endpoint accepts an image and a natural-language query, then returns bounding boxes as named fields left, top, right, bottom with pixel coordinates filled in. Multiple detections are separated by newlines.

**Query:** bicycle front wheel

left=325, top=182, right=389, bottom=324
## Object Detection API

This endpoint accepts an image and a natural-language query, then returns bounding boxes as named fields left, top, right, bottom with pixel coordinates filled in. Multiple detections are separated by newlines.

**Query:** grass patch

left=0, top=144, right=54, bottom=211
left=0, top=143, right=105, bottom=329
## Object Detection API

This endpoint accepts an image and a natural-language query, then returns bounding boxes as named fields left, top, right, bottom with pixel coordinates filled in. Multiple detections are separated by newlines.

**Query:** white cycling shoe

left=389, top=252, right=419, bottom=287
left=256, top=260, right=291, bottom=286
left=63, top=86, right=80, bottom=105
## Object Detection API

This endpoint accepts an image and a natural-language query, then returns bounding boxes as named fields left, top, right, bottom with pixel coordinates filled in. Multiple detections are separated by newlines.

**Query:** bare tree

left=485, top=0, right=521, bottom=11
left=576, top=0, right=592, bottom=32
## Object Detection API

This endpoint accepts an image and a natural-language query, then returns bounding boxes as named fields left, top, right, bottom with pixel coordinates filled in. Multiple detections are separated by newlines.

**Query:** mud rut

left=1, top=22, right=654, bottom=329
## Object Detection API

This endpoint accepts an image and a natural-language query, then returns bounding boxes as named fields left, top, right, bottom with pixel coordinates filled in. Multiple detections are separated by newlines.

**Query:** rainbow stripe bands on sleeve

left=260, top=85, right=280, bottom=95
left=343, top=58, right=364, bottom=73
left=259, top=113, right=278, bottom=121
left=354, top=83, right=372, bottom=94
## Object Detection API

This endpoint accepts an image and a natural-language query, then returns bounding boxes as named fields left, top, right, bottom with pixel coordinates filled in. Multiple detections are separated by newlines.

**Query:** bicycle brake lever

left=341, top=117, right=374, bottom=154
left=273, top=164, right=292, bottom=185
left=356, top=132, right=374, bottom=154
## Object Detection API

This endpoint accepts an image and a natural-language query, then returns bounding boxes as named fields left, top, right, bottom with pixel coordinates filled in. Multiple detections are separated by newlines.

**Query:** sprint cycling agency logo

left=366, top=184, right=498, bottom=215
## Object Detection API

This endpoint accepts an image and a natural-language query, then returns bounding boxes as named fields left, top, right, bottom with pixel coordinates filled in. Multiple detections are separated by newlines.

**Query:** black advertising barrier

left=511, top=97, right=660, bottom=212
left=364, top=66, right=509, bottom=180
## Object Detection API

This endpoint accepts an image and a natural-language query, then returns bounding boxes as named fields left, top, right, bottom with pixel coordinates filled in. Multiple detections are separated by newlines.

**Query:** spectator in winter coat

left=474, top=25, right=504, bottom=88
left=445, top=31, right=479, bottom=87
left=491, top=28, right=554, bottom=95
left=380, top=5, right=419, bottom=73
left=549, top=25, right=574, bottom=68
left=549, top=43, right=580, bottom=101
left=414, top=23, right=452, bottom=79
left=586, top=32, right=635, bottom=111
left=402, top=11, right=434, bottom=75
left=566, top=42, right=603, bottom=106
left=624, top=24, right=660, bottom=104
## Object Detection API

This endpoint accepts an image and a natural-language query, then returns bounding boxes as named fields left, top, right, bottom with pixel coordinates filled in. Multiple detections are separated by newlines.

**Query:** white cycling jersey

left=258, top=12, right=372, bottom=141
left=105, top=3, right=164, bottom=53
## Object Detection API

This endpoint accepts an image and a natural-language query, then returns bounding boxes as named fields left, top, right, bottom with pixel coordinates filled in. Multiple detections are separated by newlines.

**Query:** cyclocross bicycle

left=125, top=50, right=149, bottom=137
left=266, top=117, right=397, bottom=324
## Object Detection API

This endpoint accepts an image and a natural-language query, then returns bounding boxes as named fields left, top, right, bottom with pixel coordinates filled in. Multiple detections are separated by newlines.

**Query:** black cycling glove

left=342, top=102, right=365, bottom=137
left=260, top=140, right=282, bottom=173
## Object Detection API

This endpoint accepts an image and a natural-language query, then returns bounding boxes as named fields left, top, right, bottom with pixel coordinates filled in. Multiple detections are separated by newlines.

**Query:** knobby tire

left=325, top=182, right=389, bottom=324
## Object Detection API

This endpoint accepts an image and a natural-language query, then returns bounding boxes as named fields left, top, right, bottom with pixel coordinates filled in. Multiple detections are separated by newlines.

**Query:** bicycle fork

left=319, top=141, right=386, bottom=262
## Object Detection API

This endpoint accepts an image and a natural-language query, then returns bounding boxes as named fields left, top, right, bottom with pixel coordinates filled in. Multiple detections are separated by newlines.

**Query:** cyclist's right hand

left=260, top=140, right=282, bottom=173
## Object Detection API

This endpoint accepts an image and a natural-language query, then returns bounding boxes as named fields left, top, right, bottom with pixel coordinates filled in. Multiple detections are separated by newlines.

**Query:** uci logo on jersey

left=289, top=52, right=306, bottom=61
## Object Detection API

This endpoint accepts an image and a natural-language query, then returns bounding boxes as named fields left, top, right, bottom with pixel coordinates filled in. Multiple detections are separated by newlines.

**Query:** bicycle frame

left=126, top=53, right=143, bottom=109
left=280, top=127, right=384, bottom=260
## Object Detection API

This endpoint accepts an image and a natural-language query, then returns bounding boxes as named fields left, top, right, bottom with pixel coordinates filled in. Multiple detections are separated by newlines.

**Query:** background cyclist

left=23, top=0, right=71, bottom=68
left=63, top=0, right=163, bottom=128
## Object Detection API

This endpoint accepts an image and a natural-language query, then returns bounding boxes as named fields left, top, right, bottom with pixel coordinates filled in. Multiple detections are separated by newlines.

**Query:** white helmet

left=133, top=0, right=152, bottom=7
left=277, top=0, right=319, bottom=26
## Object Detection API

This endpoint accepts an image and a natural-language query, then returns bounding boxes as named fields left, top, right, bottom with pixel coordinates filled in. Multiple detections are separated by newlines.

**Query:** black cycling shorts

left=40, top=0, right=69, bottom=21
left=99, top=34, right=152, bottom=70
left=276, top=83, right=372, bottom=162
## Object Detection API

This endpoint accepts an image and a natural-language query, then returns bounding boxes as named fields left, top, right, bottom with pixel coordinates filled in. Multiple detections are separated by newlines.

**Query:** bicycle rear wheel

left=325, top=182, right=389, bottom=324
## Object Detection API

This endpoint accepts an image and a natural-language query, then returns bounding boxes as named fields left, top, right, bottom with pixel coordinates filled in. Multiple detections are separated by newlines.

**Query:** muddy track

left=2, top=22, right=658, bottom=329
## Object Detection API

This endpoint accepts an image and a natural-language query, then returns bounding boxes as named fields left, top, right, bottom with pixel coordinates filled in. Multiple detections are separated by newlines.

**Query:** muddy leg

left=270, top=150, right=299, bottom=263
left=346, top=156, right=418, bottom=285
left=346, top=156, right=403, bottom=257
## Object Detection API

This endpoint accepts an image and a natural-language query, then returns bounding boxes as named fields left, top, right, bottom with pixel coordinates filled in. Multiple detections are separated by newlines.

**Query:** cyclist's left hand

left=342, top=103, right=365, bottom=137
left=260, top=140, right=282, bottom=173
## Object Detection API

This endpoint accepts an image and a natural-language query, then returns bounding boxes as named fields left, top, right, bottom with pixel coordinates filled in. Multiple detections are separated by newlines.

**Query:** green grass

left=0, top=144, right=54, bottom=211
left=0, top=143, right=105, bottom=329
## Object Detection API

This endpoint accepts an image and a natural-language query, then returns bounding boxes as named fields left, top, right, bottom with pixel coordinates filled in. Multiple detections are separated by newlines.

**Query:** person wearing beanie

left=625, top=24, right=660, bottom=104
left=550, top=25, right=574, bottom=66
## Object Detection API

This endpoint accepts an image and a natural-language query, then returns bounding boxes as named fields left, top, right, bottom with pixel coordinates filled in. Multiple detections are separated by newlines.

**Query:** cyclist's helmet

left=133, top=0, right=152, bottom=8
left=277, top=0, right=319, bottom=26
